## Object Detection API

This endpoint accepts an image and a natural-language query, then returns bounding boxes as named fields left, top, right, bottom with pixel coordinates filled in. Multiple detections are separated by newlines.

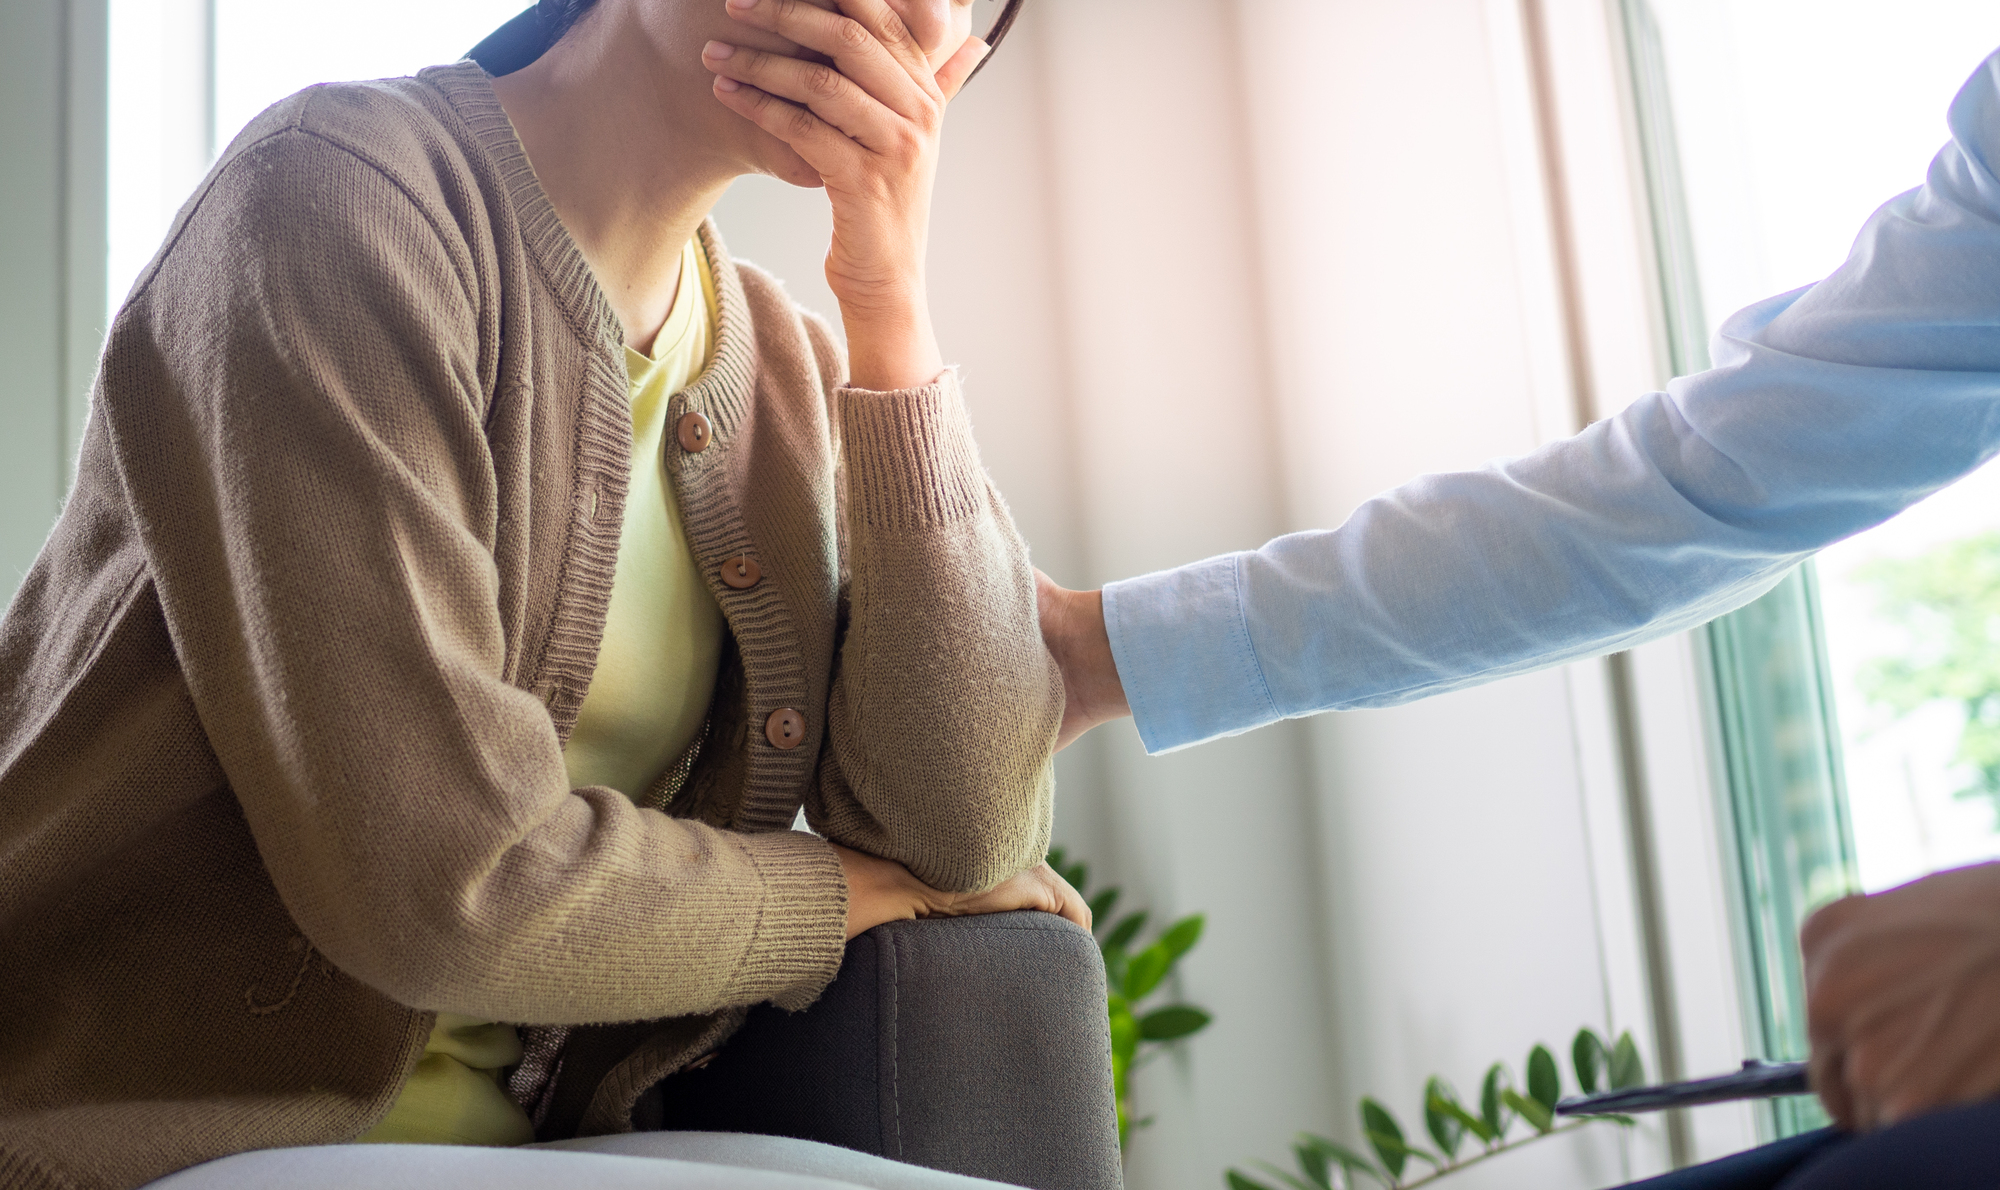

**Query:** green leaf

left=1103, top=949, right=1130, bottom=996
left=1139, top=1004, right=1213, bottom=1041
left=1501, top=1088, right=1555, bottom=1135
left=1108, top=1002, right=1139, bottom=1066
left=1088, top=887, right=1122, bottom=931
left=1297, top=1135, right=1387, bottom=1187
left=1158, top=913, right=1207, bottom=962
left=1479, top=1063, right=1514, bottom=1140
left=1250, top=1161, right=1326, bottom=1190
left=1359, top=1098, right=1406, bottom=1180
left=1358, top=1099, right=1436, bottom=1178
left=1421, top=1077, right=1463, bottom=1159
left=1123, top=944, right=1172, bottom=1001
left=1103, top=911, right=1149, bottom=954
left=1427, top=1089, right=1497, bottom=1146
left=1227, top=1171, right=1280, bottom=1190
left=1572, top=1028, right=1608, bottom=1095
left=1526, top=1044, right=1561, bottom=1114
left=1046, top=846, right=1066, bottom=873
left=1610, top=1032, right=1645, bottom=1090
left=1292, top=1143, right=1333, bottom=1190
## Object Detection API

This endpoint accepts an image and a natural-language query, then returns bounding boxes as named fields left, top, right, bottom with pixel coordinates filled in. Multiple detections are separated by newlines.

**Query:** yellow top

left=357, top=238, right=724, bottom=1146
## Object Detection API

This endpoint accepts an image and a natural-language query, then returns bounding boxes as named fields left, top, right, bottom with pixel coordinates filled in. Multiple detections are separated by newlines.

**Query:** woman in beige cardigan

left=0, top=0, right=1078, bottom=1187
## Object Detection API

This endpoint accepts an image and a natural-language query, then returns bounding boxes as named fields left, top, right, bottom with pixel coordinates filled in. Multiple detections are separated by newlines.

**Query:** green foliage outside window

left=1226, top=1029, right=1644, bottom=1190
left=1046, top=847, right=1213, bottom=1146
left=1854, top=530, right=2000, bottom=826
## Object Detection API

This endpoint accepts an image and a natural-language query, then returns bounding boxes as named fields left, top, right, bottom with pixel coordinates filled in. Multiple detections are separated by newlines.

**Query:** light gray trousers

left=145, top=1133, right=1020, bottom=1190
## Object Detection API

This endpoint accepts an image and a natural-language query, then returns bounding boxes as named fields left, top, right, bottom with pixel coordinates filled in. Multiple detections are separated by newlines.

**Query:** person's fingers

left=724, top=0, right=931, bottom=117
left=1810, top=1041, right=1858, bottom=1131
left=933, top=34, right=988, bottom=101
left=1035, top=861, right=1091, bottom=931
left=703, top=40, right=895, bottom=149
left=709, top=76, right=848, bottom=175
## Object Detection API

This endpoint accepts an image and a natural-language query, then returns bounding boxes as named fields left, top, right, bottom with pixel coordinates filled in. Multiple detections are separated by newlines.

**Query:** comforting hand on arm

left=1030, top=51, right=2000, bottom=1131
left=1050, top=52, right=2000, bottom=757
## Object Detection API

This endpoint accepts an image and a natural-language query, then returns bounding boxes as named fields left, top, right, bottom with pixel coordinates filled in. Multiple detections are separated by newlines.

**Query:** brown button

left=720, top=555, right=762, bottom=590
left=676, top=411, right=713, bottom=453
left=765, top=708, right=806, bottom=750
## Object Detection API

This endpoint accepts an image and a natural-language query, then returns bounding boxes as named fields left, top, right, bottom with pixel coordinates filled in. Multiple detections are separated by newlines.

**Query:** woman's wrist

left=834, top=842, right=926, bottom=939
left=839, top=287, right=944, bottom=393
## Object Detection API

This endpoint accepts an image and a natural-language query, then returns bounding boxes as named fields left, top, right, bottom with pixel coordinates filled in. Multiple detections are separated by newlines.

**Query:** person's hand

left=834, top=843, right=1090, bottom=939
left=1802, top=860, right=2000, bottom=1130
left=702, top=0, right=986, bottom=391
left=1034, top=570, right=1131, bottom=751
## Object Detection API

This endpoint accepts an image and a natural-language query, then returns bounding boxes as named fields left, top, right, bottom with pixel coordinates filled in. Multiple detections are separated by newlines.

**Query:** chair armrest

left=638, top=911, right=1121, bottom=1190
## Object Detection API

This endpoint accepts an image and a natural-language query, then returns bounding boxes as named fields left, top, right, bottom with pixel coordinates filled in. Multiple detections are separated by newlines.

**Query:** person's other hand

left=1802, top=860, right=2000, bottom=1130
left=1034, top=570, right=1130, bottom=751
left=835, top=843, right=1090, bottom=939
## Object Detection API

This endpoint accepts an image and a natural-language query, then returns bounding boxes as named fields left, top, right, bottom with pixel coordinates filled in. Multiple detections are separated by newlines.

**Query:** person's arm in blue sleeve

left=1047, top=49, right=2000, bottom=755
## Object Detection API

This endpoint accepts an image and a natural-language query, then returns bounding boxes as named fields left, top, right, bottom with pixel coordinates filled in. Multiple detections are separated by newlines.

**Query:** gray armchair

left=634, top=912, right=1123, bottom=1190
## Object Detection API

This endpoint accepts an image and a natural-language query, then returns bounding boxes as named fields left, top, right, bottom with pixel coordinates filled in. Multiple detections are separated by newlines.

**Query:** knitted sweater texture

left=0, top=61, right=1059, bottom=1190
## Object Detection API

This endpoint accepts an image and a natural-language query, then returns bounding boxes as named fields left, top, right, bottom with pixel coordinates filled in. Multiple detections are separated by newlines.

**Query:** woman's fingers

left=724, top=0, right=932, bottom=118
left=933, top=34, right=988, bottom=102
left=704, top=41, right=900, bottom=151
left=927, top=864, right=1093, bottom=932
left=1038, top=863, right=1093, bottom=932
left=709, top=75, right=848, bottom=175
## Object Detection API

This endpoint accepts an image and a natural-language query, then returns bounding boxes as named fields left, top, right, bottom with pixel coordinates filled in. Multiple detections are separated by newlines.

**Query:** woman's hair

left=535, top=0, right=1024, bottom=80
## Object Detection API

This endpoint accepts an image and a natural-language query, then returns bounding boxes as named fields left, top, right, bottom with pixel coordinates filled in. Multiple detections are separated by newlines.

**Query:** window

left=1624, top=0, right=2000, bottom=1138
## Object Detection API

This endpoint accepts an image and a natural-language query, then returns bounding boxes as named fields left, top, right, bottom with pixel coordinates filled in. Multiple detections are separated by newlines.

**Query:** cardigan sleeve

left=796, top=314, right=1063, bottom=893
left=100, top=125, right=846, bottom=1023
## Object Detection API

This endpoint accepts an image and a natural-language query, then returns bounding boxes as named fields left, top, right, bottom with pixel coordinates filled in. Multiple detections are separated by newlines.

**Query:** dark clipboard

left=1555, top=1060, right=1811, bottom=1116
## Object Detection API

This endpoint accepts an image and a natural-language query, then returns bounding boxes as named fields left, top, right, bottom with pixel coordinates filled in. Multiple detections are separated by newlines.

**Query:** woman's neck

left=491, top=9, right=740, bottom=355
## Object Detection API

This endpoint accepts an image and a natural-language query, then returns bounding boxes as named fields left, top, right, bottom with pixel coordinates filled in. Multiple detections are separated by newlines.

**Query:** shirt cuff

left=1102, top=553, right=1282, bottom=754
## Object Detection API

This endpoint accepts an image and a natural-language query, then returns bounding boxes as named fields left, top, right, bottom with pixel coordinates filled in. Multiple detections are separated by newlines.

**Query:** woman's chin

left=752, top=141, right=825, bottom=189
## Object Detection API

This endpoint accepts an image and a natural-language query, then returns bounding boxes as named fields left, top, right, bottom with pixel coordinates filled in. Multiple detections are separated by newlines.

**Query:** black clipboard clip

left=1555, top=1060, right=1811, bottom=1116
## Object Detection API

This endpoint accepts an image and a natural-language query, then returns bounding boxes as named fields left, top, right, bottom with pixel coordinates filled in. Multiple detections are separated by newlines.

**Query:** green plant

left=1047, top=847, right=1213, bottom=1145
left=1853, top=530, right=2000, bottom=825
left=1225, top=1028, right=1645, bottom=1189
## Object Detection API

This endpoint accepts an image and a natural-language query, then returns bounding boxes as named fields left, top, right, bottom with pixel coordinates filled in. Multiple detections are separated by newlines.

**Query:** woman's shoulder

left=204, top=66, right=499, bottom=236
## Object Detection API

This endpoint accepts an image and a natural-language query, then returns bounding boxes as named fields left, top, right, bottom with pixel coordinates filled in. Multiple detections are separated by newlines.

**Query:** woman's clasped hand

left=834, top=845, right=1092, bottom=940
left=700, top=0, right=986, bottom=392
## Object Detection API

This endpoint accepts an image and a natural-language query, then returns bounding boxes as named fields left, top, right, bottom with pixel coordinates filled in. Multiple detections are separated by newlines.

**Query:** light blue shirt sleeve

left=1105, top=49, right=2000, bottom=755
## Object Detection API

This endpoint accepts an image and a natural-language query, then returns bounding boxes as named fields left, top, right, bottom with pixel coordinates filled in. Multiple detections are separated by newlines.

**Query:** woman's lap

left=141, top=1133, right=1024, bottom=1190
left=1623, top=1098, right=2000, bottom=1190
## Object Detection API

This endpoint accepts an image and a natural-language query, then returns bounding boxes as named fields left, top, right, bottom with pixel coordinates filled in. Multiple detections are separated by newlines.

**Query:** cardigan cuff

left=734, top=829, right=850, bottom=1012
left=837, top=369, right=988, bottom=531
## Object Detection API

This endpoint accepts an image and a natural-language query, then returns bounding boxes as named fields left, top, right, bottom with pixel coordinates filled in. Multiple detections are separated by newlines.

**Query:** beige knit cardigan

left=0, top=61, right=1060, bottom=1190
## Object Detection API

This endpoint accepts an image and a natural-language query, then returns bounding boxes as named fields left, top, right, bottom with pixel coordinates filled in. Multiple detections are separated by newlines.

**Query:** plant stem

left=1390, top=1122, right=1603, bottom=1189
